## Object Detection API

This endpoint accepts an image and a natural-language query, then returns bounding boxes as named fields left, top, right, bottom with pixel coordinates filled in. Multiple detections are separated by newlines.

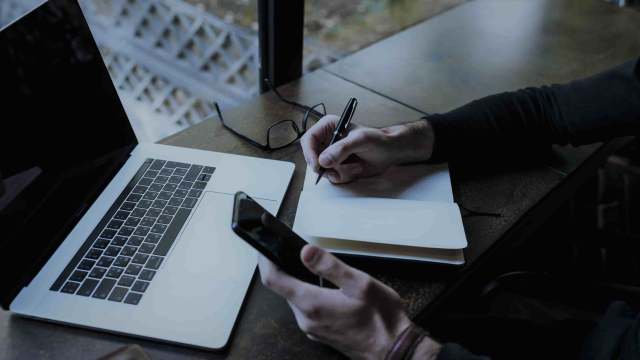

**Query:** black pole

left=258, top=0, right=304, bottom=93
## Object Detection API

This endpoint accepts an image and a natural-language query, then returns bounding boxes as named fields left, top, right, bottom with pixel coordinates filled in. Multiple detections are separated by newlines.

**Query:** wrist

left=410, top=336, right=442, bottom=360
left=381, top=120, right=435, bottom=165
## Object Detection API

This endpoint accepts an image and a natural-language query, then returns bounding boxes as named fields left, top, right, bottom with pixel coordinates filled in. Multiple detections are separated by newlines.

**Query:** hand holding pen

left=315, top=98, right=358, bottom=184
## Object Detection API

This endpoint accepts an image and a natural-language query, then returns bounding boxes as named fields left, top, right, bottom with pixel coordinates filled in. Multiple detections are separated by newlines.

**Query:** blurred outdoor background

left=0, top=0, right=465, bottom=142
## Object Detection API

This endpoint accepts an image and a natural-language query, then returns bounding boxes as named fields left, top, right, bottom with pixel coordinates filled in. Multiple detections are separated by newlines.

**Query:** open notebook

left=293, top=164, right=466, bottom=264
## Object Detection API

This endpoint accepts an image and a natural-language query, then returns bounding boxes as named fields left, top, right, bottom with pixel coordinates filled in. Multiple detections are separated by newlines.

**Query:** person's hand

left=258, top=245, right=441, bottom=360
left=300, top=115, right=435, bottom=184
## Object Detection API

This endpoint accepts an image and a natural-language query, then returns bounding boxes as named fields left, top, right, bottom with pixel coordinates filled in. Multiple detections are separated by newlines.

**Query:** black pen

left=315, top=98, right=358, bottom=185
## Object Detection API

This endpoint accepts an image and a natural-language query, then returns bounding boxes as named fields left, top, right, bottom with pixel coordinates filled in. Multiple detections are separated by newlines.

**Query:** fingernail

left=302, top=245, right=320, bottom=264
left=327, top=173, right=338, bottom=182
left=319, top=153, right=331, bottom=167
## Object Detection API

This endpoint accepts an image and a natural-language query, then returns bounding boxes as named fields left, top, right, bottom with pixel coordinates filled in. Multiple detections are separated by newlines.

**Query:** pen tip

left=315, top=177, right=321, bottom=185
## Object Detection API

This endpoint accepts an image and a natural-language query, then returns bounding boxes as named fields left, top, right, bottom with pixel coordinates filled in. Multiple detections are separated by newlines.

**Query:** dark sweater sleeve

left=436, top=344, right=491, bottom=360
left=427, top=57, right=640, bottom=162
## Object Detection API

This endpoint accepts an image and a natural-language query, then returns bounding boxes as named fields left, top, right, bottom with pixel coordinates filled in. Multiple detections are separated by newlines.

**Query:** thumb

left=301, top=245, right=363, bottom=295
left=318, top=131, right=367, bottom=168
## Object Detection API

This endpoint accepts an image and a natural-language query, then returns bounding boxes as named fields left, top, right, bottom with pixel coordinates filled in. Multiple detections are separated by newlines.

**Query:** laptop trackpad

left=142, top=192, right=276, bottom=346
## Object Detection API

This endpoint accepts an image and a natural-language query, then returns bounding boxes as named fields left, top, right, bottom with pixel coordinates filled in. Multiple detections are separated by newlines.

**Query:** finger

left=318, top=130, right=369, bottom=168
left=300, top=115, right=339, bottom=172
left=300, top=245, right=366, bottom=296
left=258, top=255, right=333, bottom=309
left=327, top=162, right=364, bottom=184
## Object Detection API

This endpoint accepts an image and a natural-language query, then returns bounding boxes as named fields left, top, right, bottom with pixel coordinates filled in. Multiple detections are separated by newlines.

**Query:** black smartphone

left=231, top=191, right=317, bottom=283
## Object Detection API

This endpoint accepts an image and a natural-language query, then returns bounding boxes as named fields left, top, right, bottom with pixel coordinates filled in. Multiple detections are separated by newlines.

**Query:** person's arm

left=428, top=57, right=640, bottom=162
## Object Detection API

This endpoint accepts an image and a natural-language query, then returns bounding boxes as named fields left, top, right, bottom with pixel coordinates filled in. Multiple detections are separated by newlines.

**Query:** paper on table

left=296, top=191, right=467, bottom=249
left=295, top=164, right=467, bottom=253
left=304, top=163, right=454, bottom=202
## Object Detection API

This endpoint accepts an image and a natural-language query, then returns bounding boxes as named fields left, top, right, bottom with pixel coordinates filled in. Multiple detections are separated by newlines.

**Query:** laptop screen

left=0, top=0, right=137, bottom=307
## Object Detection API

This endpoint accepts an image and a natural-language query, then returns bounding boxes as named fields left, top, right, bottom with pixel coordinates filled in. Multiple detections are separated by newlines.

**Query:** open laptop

left=0, top=0, right=294, bottom=350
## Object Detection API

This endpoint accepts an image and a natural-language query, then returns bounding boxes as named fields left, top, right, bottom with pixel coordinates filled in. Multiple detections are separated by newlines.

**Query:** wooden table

left=2, top=0, right=639, bottom=358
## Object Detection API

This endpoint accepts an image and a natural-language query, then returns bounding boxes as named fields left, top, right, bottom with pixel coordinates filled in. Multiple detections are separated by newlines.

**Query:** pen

left=315, top=98, right=358, bottom=185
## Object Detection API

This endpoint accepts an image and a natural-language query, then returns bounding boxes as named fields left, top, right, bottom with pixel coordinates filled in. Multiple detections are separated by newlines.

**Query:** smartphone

left=231, top=191, right=317, bottom=283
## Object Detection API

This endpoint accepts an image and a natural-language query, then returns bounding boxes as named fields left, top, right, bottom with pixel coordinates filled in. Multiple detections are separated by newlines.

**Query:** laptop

left=0, top=0, right=294, bottom=350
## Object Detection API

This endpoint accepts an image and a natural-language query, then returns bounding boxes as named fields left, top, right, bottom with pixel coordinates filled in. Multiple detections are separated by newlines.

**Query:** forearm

left=426, top=58, right=640, bottom=162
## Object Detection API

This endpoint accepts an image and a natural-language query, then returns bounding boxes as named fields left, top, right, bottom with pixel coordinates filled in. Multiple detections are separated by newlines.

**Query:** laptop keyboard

left=50, top=159, right=215, bottom=305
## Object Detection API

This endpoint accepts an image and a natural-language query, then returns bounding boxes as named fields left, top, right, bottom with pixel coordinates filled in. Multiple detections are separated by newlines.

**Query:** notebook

left=293, top=164, right=466, bottom=264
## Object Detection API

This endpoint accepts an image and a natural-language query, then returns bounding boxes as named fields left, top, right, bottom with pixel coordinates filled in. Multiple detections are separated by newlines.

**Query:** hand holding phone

left=231, top=192, right=318, bottom=283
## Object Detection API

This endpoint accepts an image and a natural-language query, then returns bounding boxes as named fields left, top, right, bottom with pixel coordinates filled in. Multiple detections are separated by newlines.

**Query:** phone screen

left=232, top=192, right=317, bottom=283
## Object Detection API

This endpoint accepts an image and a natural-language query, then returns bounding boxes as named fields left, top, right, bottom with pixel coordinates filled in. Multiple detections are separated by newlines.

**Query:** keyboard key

left=118, top=275, right=136, bottom=287
left=155, top=176, right=169, bottom=184
left=121, top=202, right=136, bottom=211
left=117, top=226, right=135, bottom=237
left=146, top=208, right=162, bottom=218
left=125, top=264, right=143, bottom=276
left=168, top=176, right=182, bottom=184
left=172, top=161, right=190, bottom=169
left=106, top=267, right=124, bottom=279
left=124, top=292, right=143, bottom=305
left=149, top=159, right=166, bottom=170
left=139, top=243, right=155, bottom=254
left=132, top=253, right=149, bottom=265
left=163, top=206, right=178, bottom=216
left=192, top=181, right=207, bottom=190
left=132, top=208, right=147, bottom=218
left=106, top=219, right=124, bottom=229
left=92, top=278, right=117, bottom=299
left=134, top=226, right=151, bottom=236
left=199, top=174, right=212, bottom=182
left=162, top=183, right=178, bottom=192
left=70, top=270, right=88, bottom=282
left=143, top=191, right=159, bottom=201
left=149, top=183, right=164, bottom=192
left=61, top=281, right=80, bottom=294
left=138, top=200, right=152, bottom=209
left=126, top=193, right=142, bottom=202
left=114, top=211, right=130, bottom=220
left=111, top=236, right=128, bottom=247
left=157, top=215, right=172, bottom=225
left=174, top=189, right=188, bottom=198
left=159, top=168, right=173, bottom=176
left=138, top=178, right=153, bottom=186
left=146, top=233, right=162, bottom=244
left=152, top=200, right=168, bottom=209
left=96, top=256, right=114, bottom=267
left=173, top=168, right=188, bottom=176
left=114, top=256, right=131, bottom=267
left=181, top=197, right=198, bottom=209
left=93, top=239, right=110, bottom=249
left=144, top=170, right=159, bottom=178
left=127, top=236, right=144, bottom=246
left=178, top=181, right=193, bottom=190
left=132, top=280, right=149, bottom=293
left=139, top=269, right=156, bottom=281
left=78, top=259, right=96, bottom=271
left=140, top=217, right=155, bottom=227
left=121, top=246, right=137, bottom=257
left=188, top=189, right=202, bottom=198
left=131, top=185, right=148, bottom=195
left=89, top=267, right=107, bottom=279
left=124, top=217, right=141, bottom=227
left=100, top=229, right=117, bottom=239
left=145, top=256, right=163, bottom=270
left=202, top=166, right=216, bottom=174
left=77, top=279, right=99, bottom=296
left=108, top=287, right=128, bottom=302
left=151, top=224, right=167, bottom=234
left=104, top=246, right=122, bottom=257
left=157, top=191, right=172, bottom=201
left=186, top=165, right=204, bottom=178
left=168, top=197, right=183, bottom=207
left=86, top=248, right=103, bottom=260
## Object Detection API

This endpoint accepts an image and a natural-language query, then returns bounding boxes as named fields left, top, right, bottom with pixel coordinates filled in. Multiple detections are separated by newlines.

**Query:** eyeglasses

left=214, top=79, right=327, bottom=151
